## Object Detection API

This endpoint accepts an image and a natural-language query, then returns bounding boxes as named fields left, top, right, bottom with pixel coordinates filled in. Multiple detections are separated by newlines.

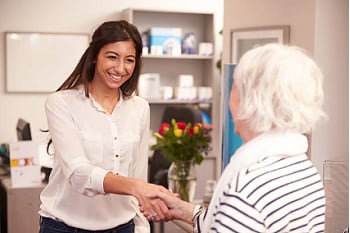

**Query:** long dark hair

left=57, top=20, right=143, bottom=97
left=44, top=20, right=143, bottom=153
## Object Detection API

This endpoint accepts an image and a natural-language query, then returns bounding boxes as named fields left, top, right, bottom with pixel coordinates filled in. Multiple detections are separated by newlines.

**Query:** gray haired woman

left=147, top=43, right=327, bottom=233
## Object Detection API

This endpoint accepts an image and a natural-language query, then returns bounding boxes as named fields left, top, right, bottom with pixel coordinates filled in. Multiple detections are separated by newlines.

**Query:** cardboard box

left=149, top=27, right=182, bottom=56
left=9, top=141, right=41, bottom=188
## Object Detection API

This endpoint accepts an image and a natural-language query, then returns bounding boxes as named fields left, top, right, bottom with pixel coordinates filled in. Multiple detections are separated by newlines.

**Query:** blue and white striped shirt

left=198, top=154, right=325, bottom=233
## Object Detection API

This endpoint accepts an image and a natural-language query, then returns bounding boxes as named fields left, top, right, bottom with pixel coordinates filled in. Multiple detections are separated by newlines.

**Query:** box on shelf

left=177, top=74, right=194, bottom=88
left=138, top=73, right=161, bottom=99
left=175, top=87, right=197, bottom=100
left=149, top=27, right=182, bottom=56
left=141, top=31, right=149, bottom=55
left=198, top=87, right=213, bottom=100
left=161, top=86, right=173, bottom=100
left=198, top=42, right=213, bottom=56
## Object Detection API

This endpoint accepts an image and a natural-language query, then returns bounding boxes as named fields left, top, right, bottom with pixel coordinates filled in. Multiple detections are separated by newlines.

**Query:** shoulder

left=124, top=95, right=150, bottom=109
left=131, top=95, right=149, bottom=105
left=228, top=154, right=316, bottom=202
left=46, top=88, right=85, bottom=106
left=224, top=156, right=283, bottom=199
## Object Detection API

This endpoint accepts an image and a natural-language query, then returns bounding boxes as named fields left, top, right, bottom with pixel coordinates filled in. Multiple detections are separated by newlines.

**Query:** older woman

left=148, top=43, right=326, bottom=233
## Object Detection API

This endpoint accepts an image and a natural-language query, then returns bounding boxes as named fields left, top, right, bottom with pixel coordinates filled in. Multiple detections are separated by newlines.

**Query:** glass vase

left=167, top=160, right=197, bottom=202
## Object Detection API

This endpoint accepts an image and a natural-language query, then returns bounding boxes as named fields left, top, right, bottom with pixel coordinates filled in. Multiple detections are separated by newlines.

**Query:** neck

left=89, top=84, right=120, bottom=114
left=236, top=123, right=261, bottom=144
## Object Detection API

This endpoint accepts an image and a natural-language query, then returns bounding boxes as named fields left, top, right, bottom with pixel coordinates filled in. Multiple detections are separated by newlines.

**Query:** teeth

left=110, top=73, right=122, bottom=81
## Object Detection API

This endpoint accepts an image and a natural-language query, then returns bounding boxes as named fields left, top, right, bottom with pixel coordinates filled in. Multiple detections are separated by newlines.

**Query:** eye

left=107, top=55, right=117, bottom=60
left=126, top=58, right=135, bottom=63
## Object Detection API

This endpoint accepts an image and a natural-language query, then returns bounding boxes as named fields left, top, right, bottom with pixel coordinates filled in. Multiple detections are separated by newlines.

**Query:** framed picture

left=230, top=25, right=290, bottom=63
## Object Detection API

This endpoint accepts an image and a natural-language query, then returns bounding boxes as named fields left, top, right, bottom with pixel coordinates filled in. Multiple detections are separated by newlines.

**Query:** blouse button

left=115, top=154, right=119, bottom=158
left=114, top=137, right=117, bottom=140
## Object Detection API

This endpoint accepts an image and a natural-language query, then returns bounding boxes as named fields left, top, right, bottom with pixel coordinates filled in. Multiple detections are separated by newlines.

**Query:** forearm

left=103, top=172, right=141, bottom=196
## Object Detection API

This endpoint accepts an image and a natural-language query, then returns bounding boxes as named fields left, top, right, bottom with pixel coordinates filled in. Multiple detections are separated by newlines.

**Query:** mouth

left=108, top=72, right=122, bottom=81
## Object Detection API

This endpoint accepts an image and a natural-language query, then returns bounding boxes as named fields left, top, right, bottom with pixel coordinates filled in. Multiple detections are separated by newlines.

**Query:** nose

left=114, top=60, right=125, bottom=72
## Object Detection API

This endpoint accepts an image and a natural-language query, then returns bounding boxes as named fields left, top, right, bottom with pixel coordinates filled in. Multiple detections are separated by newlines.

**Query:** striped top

left=198, top=154, right=325, bottom=233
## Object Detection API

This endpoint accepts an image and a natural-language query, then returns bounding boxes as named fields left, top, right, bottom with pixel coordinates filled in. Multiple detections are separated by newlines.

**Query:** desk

left=0, top=176, right=45, bottom=233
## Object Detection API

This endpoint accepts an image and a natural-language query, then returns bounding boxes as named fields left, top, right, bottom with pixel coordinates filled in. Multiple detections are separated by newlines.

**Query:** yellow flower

left=193, top=126, right=200, bottom=134
left=174, top=128, right=183, bottom=137
left=153, top=132, right=165, bottom=140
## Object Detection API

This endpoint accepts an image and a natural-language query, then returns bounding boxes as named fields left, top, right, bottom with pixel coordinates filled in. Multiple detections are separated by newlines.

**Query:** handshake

left=135, top=180, right=204, bottom=226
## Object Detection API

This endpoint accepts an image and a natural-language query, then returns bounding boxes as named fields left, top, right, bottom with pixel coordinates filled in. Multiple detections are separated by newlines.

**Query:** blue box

left=149, top=27, right=182, bottom=55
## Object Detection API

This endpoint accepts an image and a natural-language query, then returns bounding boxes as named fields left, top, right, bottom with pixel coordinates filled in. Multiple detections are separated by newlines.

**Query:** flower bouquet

left=151, top=119, right=212, bottom=201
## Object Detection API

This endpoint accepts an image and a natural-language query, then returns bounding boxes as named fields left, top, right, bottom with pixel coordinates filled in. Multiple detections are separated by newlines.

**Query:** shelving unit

left=122, top=8, right=216, bottom=131
left=122, top=9, right=218, bottom=233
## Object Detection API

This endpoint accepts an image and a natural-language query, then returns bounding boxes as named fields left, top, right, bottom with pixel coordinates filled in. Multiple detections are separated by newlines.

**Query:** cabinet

left=0, top=176, right=45, bottom=233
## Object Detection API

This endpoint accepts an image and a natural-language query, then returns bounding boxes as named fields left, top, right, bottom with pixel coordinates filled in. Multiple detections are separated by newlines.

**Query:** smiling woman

left=38, top=20, right=173, bottom=233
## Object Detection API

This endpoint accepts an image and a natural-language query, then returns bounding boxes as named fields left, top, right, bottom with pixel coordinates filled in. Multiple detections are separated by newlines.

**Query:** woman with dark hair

left=39, top=20, right=172, bottom=233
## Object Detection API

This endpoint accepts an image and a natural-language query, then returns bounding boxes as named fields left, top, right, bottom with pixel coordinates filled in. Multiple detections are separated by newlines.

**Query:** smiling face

left=92, top=40, right=136, bottom=93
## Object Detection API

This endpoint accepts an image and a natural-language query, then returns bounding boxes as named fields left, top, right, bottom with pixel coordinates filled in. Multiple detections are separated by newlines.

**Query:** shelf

left=142, top=54, right=213, bottom=60
left=146, top=99, right=212, bottom=105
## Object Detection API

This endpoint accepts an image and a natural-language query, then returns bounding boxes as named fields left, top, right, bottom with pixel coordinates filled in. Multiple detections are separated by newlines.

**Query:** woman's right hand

left=103, top=172, right=174, bottom=222
left=132, top=179, right=175, bottom=222
left=144, top=186, right=196, bottom=224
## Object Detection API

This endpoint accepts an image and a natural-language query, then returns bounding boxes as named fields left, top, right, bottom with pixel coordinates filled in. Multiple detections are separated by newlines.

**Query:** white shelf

left=142, top=54, right=213, bottom=60
left=146, top=98, right=212, bottom=104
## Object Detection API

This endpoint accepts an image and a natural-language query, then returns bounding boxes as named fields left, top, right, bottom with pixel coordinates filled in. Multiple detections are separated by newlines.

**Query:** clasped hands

left=134, top=181, right=193, bottom=223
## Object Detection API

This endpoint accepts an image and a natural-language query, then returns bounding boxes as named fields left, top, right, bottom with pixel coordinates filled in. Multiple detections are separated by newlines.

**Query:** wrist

left=129, top=177, right=144, bottom=196
left=192, top=204, right=205, bottom=231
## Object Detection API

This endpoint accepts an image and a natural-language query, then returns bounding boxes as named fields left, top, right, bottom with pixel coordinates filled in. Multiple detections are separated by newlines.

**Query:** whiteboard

left=6, top=32, right=89, bottom=93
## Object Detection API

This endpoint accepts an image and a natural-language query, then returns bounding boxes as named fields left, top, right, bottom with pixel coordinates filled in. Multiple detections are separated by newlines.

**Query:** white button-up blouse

left=39, top=86, right=150, bottom=232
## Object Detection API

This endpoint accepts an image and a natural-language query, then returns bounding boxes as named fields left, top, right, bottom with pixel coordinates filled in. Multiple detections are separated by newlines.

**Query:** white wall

left=1, top=0, right=347, bottom=177
left=312, top=0, right=349, bottom=175
left=222, top=0, right=348, bottom=177
left=0, top=0, right=223, bottom=144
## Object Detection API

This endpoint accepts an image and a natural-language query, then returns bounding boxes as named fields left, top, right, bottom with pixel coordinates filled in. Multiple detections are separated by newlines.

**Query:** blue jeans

left=39, top=217, right=134, bottom=233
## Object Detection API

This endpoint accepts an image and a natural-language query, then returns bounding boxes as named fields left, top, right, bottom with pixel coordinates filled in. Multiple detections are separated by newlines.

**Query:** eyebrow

left=105, top=51, right=136, bottom=58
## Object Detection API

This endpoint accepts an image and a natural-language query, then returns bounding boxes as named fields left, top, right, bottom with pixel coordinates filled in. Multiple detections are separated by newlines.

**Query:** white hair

left=233, top=43, right=326, bottom=134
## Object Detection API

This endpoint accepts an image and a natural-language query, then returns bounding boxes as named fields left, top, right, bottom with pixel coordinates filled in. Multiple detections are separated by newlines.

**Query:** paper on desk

left=9, top=141, right=41, bottom=188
